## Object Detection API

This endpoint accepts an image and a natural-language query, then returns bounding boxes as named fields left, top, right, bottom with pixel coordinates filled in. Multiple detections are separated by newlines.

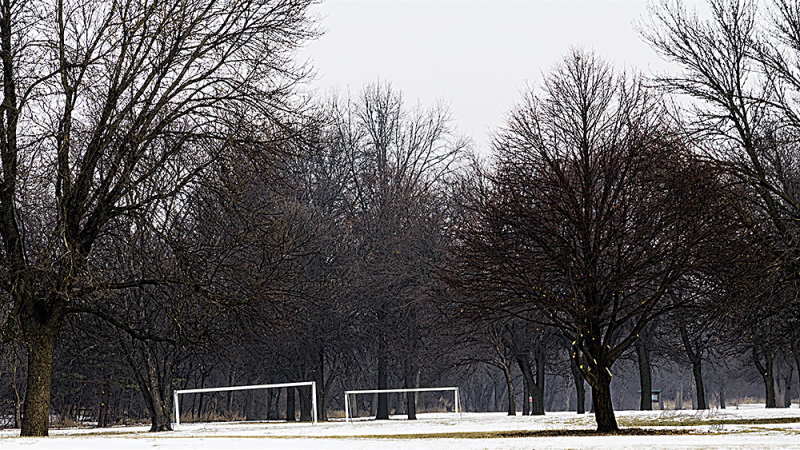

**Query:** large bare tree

left=331, top=82, right=466, bottom=419
left=451, top=51, right=742, bottom=431
left=643, top=0, right=800, bottom=281
left=0, top=0, right=314, bottom=436
left=644, top=0, right=800, bottom=408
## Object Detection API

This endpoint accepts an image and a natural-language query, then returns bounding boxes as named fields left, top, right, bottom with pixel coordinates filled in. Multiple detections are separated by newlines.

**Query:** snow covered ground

left=1, top=405, right=799, bottom=449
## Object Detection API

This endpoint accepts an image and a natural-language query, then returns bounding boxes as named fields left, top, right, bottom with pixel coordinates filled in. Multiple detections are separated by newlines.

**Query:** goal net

left=173, top=381, right=318, bottom=426
left=343, top=387, right=460, bottom=421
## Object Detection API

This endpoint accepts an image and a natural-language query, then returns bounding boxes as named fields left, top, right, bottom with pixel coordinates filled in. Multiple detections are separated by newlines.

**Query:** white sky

left=300, top=0, right=696, bottom=152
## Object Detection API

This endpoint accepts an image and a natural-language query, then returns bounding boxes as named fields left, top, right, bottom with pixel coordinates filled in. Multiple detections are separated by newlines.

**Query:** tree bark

left=570, top=352, right=586, bottom=414
left=196, top=371, right=206, bottom=420
left=267, top=389, right=281, bottom=420
left=20, top=309, right=62, bottom=437
left=490, top=380, right=497, bottom=412
left=533, top=349, right=546, bottom=415
left=691, top=362, right=707, bottom=410
left=148, top=355, right=173, bottom=431
left=515, top=352, right=545, bottom=416
left=779, top=367, right=793, bottom=408
left=578, top=324, right=617, bottom=431
left=146, top=388, right=173, bottom=432
left=315, top=347, right=331, bottom=421
left=501, top=364, right=515, bottom=415
left=286, top=386, right=295, bottom=421
left=376, top=334, right=389, bottom=419
left=515, top=354, right=533, bottom=415
left=120, top=340, right=173, bottom=432
left=636, top=331, right=652, bottom=411
left=521, top=373, right=530, bottom=416
left=679, top=323, right=706, bottom=410
left=299, top=385, right=312, bottom=422
left=794, top=353, right=800, bottom=408
left=98, top=386, right=109, bottom=428
left=226, top=370, right=235, bottom=413
left=591, top=369, right=617, bottom=432
left=753, top=345, right=776, bottom=408
left=403, top=359, right=417, bottom=420
left=10, top=348, right=22, bottom=428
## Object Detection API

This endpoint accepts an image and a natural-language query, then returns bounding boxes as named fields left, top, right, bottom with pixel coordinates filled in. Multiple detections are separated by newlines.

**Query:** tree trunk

left=149, top=351, right=173, bottom=431
left=147, top=389, right=173, bottom=432
left=124, top=345, right=173, bottom=432
left=316, top=381, right=326, bottom=422
left=20, top=311, right=61, bottom=437
left=12, top=356, right=22, bottom=428
left=490, top=380, right=497, bottom=412
left=242, top=390, right=251, bottom=419
left=691, top=362, right=707, bottom=410
left=515, top=354, right=534, bottom=415
left=679, top=323, right=705, bottom=410
left=14, top=397, right=21, bottom=429
left=267, top=389, right=280, bottom=420
left=636, top=332, right=652, bottom=411
left=226, top=371, right=235, bottom=413
left=533, top=350, right=546, bottom=415
left=196, top=372, right=206, bottom=420
left=570, top=352, right=586, bottom=414
left=578, top=326, right=616, bottom=430
left=783, top=380, right=792, bottom=408
left=794, top=352, right=800, bottom=408
left=404, top=307, right=419, bottom=420
left=779, top=367, right=793, bottom=408
left=591, top=369, right=617, bottom=432
left=299, top=385, right=312, bottom=422
left=376, top=334, right=389, bottom=420
left=141, top=350, right=173, bottom=431
left=97, top=386, right=109, bottom=428
left=316, top=348, right=330, bottom=421
left=719, top=378, right=726, bottom=409
left=286, top=386, right=295, bottom=421
left=500, top=363, right=516, bottom=415
left=404, top=390, right=417, bottom=419
left=753, top=345, right=776, bottom=408
left=521, top=374, right=530, bottom=416
left=764, top=368, right=776, bottom=408
left=403, top=360, right=417, bottom=420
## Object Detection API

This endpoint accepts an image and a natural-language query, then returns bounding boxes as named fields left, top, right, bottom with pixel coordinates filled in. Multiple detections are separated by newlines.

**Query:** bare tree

left=330, top=82, right=466, bottom=419
left=644, top=0, right=800, bottom=282
left=644, top=0, right=800, bottom=408
left=450, top=50, right=741, bottom=431
left=0, top=0, right=315, bottom=436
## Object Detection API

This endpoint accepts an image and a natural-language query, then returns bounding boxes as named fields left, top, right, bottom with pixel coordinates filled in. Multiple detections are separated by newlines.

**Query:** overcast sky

left=300, top=0, right=697, bottom=152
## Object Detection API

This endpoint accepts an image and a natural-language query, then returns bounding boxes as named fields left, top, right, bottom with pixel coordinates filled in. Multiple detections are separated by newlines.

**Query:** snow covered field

left=1, top=405, right=799, bottom=449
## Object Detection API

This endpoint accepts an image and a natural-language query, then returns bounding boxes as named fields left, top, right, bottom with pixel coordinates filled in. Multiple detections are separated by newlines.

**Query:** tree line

left=0, top=0, right=798, bottom=435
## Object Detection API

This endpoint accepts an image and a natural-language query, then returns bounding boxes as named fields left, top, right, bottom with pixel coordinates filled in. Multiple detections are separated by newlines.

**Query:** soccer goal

left=173, top=381, right=317, bottom=426
left=343, top=387, right=460, bottom=422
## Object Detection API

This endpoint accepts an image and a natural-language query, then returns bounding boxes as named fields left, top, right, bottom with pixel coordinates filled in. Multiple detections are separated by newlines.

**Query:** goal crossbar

left=343, top=386, right=459, bottom=422
left=173, top=381, right=317, bottom=426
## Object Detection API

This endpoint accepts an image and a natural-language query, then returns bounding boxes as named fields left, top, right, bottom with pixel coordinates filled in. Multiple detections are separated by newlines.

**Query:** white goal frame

left=173, top=381, right=317, bottom=426
left=343, top=387, right=460, bottom=422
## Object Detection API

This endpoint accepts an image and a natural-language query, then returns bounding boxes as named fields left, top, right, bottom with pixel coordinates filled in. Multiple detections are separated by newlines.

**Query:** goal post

left=343, top=387, right=460, bottom=422
left=173, top=381, right=317, bottom=427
